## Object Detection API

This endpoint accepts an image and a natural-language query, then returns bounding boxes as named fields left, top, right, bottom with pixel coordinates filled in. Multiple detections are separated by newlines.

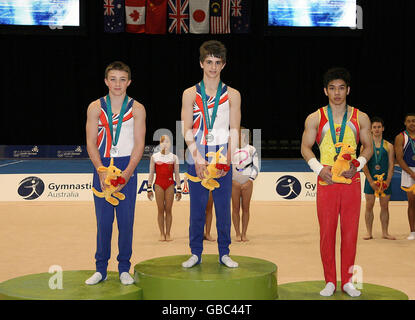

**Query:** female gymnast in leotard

left=232, top=127, right=259, bottom=242
left=147, top=135, right=181, bottom=241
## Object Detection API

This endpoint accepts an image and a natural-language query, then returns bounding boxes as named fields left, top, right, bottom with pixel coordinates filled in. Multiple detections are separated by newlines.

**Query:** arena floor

left=0, top=200, right=413, bottom=300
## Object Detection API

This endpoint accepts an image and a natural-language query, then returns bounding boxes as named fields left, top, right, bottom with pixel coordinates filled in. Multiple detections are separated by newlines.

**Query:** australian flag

left=230, top=0, right=250, bottom=33
left=168, top=0, right=189, bottom=34
left=104, top=0, right=125, bottom=33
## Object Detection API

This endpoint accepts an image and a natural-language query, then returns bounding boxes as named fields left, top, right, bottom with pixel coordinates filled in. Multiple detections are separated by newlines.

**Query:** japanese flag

left=189, top=0, right=209, bottom=34
left=125, top=0, right=146, bottom=33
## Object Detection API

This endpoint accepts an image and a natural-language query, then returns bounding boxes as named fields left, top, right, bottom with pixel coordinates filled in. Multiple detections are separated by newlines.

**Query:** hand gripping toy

left=327, top=142, right=360, bottom=185
left=373, top=173, right=387, bottom=198
left=185, top=146, right=230, bottom=191
left=92, top=158, right=126, bottom=206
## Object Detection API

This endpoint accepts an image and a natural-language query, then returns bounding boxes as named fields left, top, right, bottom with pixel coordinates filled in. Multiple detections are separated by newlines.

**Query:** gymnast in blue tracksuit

left=85, top=61, right=146, bottom=285
left=181, top=40, right=241, bottom=268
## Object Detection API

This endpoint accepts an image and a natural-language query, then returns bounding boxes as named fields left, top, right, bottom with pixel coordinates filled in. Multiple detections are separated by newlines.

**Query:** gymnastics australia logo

left=275, top=175, right=302, bottom=200
left=18, top=176, right=45, bottom=200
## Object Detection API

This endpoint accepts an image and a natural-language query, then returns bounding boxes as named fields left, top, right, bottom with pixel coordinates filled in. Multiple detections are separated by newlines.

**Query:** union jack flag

left=168, top=0, right=189, bottom=34
left=230, top=0, right=250, bottom=33
left=231, top=0, right=242, bottom=17
left=104, top=0, right=125, bottom=33
left=97, top=97, right=134, bottom=157
left=104, top=0, right=115, bottom=15
left=193, top=84, right=228, bottom=145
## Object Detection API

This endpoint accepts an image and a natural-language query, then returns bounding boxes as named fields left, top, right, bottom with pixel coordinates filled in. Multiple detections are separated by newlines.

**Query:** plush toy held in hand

left=92, top=158, right=126, bottom=206
left=373, top=173, right=387, bottom=197
left=321, top=142, right=360, bottom=185
left=185, top=146, right=230, bottom=191
left=401, top=184, right=415, bottom=195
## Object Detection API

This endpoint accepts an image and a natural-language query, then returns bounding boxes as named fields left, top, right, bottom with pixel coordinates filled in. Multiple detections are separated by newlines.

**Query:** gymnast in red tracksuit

left=147, top=135, right=182, bottom=241
left=301, top=68, right=373, bottom=297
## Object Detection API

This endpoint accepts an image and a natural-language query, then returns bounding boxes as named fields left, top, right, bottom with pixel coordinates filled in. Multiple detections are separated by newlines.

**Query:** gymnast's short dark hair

left=323, top=67, right=351, bottom=88
left=371, top=116, right=384, bottom=126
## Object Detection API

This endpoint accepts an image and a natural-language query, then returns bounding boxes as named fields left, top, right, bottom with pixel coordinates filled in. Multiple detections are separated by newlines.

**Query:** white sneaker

left=85, top=272, right=106, bottom=285
left=407, top=232, right=415, bottom=240
left=220, top=255, right=238, bottom=268
left=320, top=282, right=336, bottom=297
left=119, top=272, right=135, bottom=285
left=182, top=254, right=200, bottom=268
left=343, top=282, right=361, bottom=297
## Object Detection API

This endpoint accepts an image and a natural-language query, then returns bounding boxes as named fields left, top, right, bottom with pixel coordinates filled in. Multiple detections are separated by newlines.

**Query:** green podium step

left=277, top=281, right=408, bottom=300
left=0, top=270, right=142, bottom=300
left=134, top=255, right=278, bottom=300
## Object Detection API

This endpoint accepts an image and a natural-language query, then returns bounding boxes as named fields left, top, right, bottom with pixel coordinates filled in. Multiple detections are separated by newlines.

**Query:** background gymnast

left=232, top=127, right=259, bottom=242
left=147, top=135, right=181, bottom=241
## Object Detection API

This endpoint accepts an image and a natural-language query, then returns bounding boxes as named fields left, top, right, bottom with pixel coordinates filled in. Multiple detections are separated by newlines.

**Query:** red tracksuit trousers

left=316, top=173, right=361, bottom=290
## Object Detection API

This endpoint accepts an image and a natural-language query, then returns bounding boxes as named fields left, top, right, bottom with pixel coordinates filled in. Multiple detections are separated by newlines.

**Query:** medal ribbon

left=200, top=80, right=222, bottom=138
left=373, top=139, right=383, bottom=167
left=405, top=130, right=415, bottom=155
left=327, top=104, right=348, bottom=154
left=106, top=95, right=129, bottom=148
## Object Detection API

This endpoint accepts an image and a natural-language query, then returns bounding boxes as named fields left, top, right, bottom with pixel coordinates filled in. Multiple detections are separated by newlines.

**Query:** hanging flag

left=125, top=0, right=146, bottom=33
left=104, top=0, right=125, bottom=33
left=168, top=0, right=189, bottom=34
left=189, top=0, right=209, bottom=34
left=210, top=0, right=230, bottom=34
left=210, top=0, right=221, bottom=16
left=146, top=0, right=168, bottom=34
left=230, top=0, right=250, bottom=33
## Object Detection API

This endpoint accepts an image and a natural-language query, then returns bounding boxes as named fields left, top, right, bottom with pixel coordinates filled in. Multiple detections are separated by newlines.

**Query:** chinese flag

left=125, top=0, right=146, bottom=33
left=146, top=0, right=168, bottom=34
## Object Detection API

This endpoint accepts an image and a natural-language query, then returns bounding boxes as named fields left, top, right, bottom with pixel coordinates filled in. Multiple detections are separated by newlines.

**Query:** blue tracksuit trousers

left=92, top=156, right=137, bottom=278
left=187, top=144, right=232, bottom=261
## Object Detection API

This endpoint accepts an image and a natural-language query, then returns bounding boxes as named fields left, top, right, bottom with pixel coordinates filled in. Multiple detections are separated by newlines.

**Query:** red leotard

left=153, top=152, right=176, bottom=191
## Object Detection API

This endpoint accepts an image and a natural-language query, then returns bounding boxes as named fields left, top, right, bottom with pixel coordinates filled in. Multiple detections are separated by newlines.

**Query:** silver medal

left=110, top=146, right=119, bottom=157
left=205, top=133, right=214, bottom=143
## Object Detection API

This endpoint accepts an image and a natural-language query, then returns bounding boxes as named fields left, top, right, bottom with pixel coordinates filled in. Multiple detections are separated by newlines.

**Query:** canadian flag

left=189, top=0, right=209, bottom=34
left=125, top=0, right=146, bottom=33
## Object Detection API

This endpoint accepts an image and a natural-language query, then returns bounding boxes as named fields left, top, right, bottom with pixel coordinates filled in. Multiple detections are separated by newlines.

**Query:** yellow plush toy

left=320, top=142, right=360, bottom=185
left=373, top=173, right=387, bottom=198
left=184, top=146, right=230, bottom=191
left=92, top=158, right=126, bottom=206
left=401, top=184, right=415, bottom=195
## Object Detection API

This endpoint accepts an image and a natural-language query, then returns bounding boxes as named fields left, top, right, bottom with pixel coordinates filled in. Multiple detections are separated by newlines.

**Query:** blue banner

left=0, top=145, right=88, bottom=159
